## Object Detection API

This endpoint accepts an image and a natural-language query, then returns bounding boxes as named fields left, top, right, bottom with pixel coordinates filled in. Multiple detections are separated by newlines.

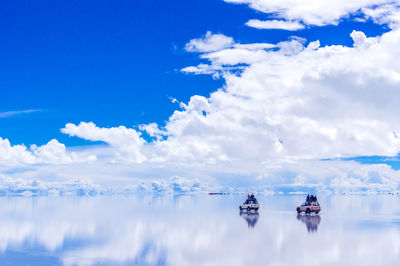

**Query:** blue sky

left=2, top=0, right=400, bottom=193
left=0, top=0, right=388, bottom=146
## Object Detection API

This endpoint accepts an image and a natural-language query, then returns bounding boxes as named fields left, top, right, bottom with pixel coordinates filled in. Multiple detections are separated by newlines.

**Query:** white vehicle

left=296, top=201, right=321, bottom=214
left=239, top=195, right=259, bottom=211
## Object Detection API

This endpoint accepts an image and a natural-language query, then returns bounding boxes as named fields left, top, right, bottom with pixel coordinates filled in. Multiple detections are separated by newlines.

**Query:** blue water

left=0, top=194, right=399, bottom=265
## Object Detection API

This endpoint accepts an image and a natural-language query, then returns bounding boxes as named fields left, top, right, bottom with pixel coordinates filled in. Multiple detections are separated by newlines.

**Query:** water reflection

left=0, top=195, right=399, bottom=265
left=297, top=214, right=321, bottom=233
left=239, top=210, right=259, bottom=228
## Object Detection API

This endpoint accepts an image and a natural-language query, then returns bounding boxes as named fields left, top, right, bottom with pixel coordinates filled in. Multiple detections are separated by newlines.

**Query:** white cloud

left=182, top=35, right=276, bottom=76
left=0, top=109, right=40, bottom=118
left=177, top=29, right=400, bottom=164
left=362, top=3, right=400, bottom=28
left=246, top=19, right=305, bottom=30
left=233, top=43, right=276, bottom=50
left=181, top=63, right=229, bottom=76
left=0, top=138, right=90, bottom=166
left=350, top=30, right=379, bottom=48
left=0, top=138, right=35, bottom=165
left=3, top=2, right=400, bottom=193
left=30, top=139, right=89, bottom=164
left=62, top=122, right=146, bottom=163
left=4, top=28, right=399, bottom=192
left=224, top=0, right=393, bottom=26
left=138, top=122, right=166, bottom=140
left=185, top=31, right=234, bottom=52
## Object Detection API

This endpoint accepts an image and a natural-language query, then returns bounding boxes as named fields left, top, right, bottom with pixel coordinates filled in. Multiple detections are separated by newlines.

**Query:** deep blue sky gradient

left=0, top=0, right=389, bottom=147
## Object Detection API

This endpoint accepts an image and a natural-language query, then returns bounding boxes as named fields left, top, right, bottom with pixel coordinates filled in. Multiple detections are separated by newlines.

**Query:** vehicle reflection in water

left=240, top=210, right=259, bottom=228
left=297, top=214, right=321, bottom=233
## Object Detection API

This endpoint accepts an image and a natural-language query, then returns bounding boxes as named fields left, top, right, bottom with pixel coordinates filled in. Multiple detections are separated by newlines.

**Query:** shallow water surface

left=0, top=195, right=399, bottom=265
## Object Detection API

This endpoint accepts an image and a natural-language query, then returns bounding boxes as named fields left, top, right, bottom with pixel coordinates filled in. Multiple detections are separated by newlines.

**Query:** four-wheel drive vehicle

left=297, top=201, right=321, bottom=214
left=239, top=196, right=259, bottom=211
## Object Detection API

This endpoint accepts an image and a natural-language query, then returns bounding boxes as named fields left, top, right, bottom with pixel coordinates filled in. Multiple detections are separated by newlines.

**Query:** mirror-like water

left=0, top=195, right=399, bottom=265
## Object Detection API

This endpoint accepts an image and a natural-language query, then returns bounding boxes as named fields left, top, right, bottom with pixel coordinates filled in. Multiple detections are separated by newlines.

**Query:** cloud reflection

left=0, top=196, right=398, bottom=265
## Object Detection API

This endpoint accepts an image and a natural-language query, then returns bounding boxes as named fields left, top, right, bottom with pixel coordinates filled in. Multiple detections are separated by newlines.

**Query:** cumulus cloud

left=225, top=0, right=394, bottom=26
left=0, top=175, right=207, bottom=196
left=3, top=1, right=400, bottom=193
left=179, top=29, right=400, bottom=162
left=362, top=3, right=400, bottom=28
left=0, top=138, right=35, bottom=165
left=350, top=30, right=379, bottom=48
left=4, top=27, right=399, bottom=193
left=139, top=122, right=166, bottom=140
left=182, top=34, right=276, bottom=76
left=0, top=138, right=90, bottom=166
left=246, top=19, right=305, bottom=30
left=185, top=31, right=234, bottom=52
left=62, top=122, right=146, bottom=163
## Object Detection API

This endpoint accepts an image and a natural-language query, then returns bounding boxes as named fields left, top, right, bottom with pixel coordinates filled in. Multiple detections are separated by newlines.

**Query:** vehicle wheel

left=255, top=208, right=259, bottom=211
left=247, top=207, right=250, bottom=211
left=296, top=207, right=301, bottom=213
left=239, top=206, right=242, bottom=211
left=306, top=208, right=311, bottom=214
left=315, top=210, right=319, bottom=214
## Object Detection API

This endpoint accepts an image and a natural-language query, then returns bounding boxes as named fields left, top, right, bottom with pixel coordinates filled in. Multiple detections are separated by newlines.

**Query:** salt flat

left=0, top=194, right=399, bottom=265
